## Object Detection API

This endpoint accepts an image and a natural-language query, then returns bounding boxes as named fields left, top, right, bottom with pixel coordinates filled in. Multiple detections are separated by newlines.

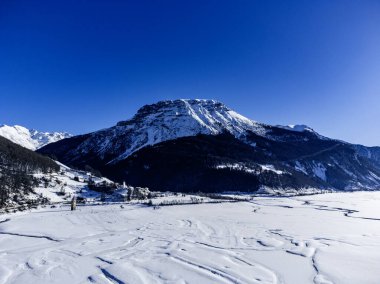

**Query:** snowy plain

left=0, top=191, right=379, bottom=284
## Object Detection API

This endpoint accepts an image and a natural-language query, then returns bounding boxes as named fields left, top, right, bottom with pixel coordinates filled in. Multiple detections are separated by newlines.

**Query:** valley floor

left=0, top=192, right=380, bottom=284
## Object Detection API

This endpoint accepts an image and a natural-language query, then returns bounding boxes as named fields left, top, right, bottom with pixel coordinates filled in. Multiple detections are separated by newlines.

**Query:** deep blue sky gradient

left=1, top=1, right=379, bottom=145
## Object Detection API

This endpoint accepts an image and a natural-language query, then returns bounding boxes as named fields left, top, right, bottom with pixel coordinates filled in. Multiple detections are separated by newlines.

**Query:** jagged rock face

left=38, top=99, right=380, bottom=192
left=0, top=125, right=71, bottom=150
left=353, top=144, right=380, bottom=164
left=113, top=99, right=268, bottom=161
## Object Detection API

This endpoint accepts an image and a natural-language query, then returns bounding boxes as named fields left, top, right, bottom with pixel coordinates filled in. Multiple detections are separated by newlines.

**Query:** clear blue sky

left=1, top=1, right=379, bottom=146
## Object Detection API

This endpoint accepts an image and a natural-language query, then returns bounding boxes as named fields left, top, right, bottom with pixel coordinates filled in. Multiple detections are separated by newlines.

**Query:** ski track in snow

left=0, top=192, right=380, bottom=284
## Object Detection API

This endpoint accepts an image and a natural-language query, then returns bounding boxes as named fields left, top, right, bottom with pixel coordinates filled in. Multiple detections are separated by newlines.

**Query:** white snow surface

left=312, top=162, right=327, bottom=181
left=277, top=124, right=315, bottom=133
left=214, top=163, right=286, bottom=175
left=215, top=163, right=257, bottom=174
left=1, top=191, right=380, bottom=284
left=259, top=164, right=285, bottom=175
left=0, top=125, right=71, bottom=150
left=294, top=161, right=308, bottom=174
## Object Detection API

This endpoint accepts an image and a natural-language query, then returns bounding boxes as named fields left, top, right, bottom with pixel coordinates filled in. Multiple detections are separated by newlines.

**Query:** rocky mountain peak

left=117, top=99, right=230, bottom=126
left=0, top=124, right=71, bottom=150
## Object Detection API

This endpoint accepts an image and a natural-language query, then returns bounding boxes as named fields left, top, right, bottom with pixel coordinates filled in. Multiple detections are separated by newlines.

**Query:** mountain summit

left=113, top=99, right=267, bottom=161
left=39, top=99, right=380, bottom=193
left=0, top=125, right=71, bottom=150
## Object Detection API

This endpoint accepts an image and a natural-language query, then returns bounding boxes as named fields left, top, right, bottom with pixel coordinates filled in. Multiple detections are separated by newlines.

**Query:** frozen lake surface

left=0, top=191, right=380, bottom=284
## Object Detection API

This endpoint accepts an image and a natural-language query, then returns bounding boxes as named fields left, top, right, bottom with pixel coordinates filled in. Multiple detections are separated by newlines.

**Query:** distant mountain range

left=36, top=99, right=380, bottom=193
left=0, top=125, right=71, bottom=150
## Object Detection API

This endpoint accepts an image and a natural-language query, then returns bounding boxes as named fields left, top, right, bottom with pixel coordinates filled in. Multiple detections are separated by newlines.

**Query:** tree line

left=0, top=136, right=59, bottom=207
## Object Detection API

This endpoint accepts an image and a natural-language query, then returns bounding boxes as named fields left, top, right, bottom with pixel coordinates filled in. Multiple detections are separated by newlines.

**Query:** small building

left=115, top=185, right=151, bottom=201
left=128, top=187, right=151, bottom=200
left=88, top=179, right=117, bottom=193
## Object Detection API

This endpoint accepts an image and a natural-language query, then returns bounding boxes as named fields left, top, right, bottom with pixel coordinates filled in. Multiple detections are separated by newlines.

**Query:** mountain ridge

left=0, top=124, right=71, bottom=150
left=38, top=99, right=380, bottom=193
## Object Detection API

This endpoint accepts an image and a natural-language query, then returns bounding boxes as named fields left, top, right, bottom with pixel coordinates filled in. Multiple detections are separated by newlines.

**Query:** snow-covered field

left=0, top=192, right=380, bottom=284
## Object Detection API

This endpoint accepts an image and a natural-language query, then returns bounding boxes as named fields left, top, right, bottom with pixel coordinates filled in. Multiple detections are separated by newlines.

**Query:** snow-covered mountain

left=41, top=99, right=270, bottom=164
left=39, top=99, right=380, bottom=192
left=0, top=125, right=71, bottom=150
left=111, top=99, right=269, bottom=161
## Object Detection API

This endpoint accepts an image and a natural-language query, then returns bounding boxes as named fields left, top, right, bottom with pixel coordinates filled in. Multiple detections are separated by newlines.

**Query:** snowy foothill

left=30, top=163, right=114, bottom=205
left=0, top=191, right=379, bottom=284
left=0, top=162, right=120, bottom=213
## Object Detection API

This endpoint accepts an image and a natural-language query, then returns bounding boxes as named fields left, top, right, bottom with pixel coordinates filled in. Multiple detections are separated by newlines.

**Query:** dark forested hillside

left=103, top=134, right=323, bottom=192
left=0, top=136, right=59, bottom=207
left=41, top=131, right=380, bottom=193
